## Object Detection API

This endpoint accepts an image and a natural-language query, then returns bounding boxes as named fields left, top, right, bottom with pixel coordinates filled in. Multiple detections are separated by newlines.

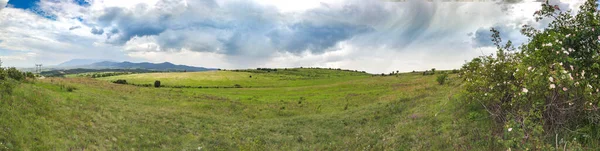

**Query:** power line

left=35, top=64, right=43, bottom=75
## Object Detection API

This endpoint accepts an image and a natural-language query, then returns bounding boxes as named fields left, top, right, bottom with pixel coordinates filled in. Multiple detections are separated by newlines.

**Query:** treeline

left=374, top=68, right=459, bottom=76
left=227, top=67, right=368, bottom=74
left=42, top=68, right=159, bottom=77
left=111, top=79, right=254, bottom=89
left=74, top=72, right=133, bottom=78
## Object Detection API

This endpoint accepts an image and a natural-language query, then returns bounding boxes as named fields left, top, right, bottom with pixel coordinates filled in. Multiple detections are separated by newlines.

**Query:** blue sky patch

left=8, top=0, right=39, bottom=9
left=73, top=0, right=90, bottom=7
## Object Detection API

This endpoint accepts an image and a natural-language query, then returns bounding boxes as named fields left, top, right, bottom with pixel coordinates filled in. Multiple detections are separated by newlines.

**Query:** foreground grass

left=0, top=70, right=489, bottom=150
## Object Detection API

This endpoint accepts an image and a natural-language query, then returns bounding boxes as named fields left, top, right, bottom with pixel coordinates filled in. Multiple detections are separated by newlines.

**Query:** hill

left=0, top=69, right=486, bottom=150
left=53, top=59, right=216, bottom=72
left=87, top=61, right=215, bottom=71
left=56, top=59, right=111, bottom=67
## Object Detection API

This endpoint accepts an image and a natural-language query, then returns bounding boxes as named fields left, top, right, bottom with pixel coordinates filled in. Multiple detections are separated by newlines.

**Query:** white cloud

left=0, top=0, right=7, bottom=11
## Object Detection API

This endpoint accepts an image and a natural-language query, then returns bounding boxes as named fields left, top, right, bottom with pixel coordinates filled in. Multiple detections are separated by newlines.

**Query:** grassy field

left=99, top=69, right=370, bottom=88
left=0, top=69, right=491, bottom=150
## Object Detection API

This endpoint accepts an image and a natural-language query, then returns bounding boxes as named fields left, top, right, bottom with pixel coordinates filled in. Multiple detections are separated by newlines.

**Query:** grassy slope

left=0, top=69, right=489, bottom=150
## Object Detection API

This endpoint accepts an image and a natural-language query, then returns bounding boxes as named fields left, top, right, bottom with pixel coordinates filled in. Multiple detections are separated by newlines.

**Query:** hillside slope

left=0, top=71, right=488, bottom=150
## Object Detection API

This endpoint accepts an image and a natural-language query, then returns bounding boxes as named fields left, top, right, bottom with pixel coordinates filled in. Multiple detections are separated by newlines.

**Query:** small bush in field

left=436, top=73, right=448, bottom=85
left=25, top=72, right=35, bottom=79
left=113, top=79, right=128, bottom=84
left=66, top=86, right=77, bottom=92
left=154, top=80, right=161, bottom=88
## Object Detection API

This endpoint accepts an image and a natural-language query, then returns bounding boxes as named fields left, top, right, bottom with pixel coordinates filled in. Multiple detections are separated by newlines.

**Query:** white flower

left=549, top=77, right=554, bottom=82
left=575, top=82, right=579, bottom=85
left=560, top=62, right=563, bottom=66
left=570, top=74, right=574, bottom=80
left=568, top=48, right=574, bottom=52
left=508, top=128, right=513, bottom=132
left=567, top=34, right=571, bottom=37
left=564, top=51, right=570, bottom=55
left=522, top=88, right=529, bottom=93
left=570, top=65, right=574, bottom=70
left=588, top=84, right=593, bottom=89
left=528, top=66, right=532, bottom=71
left=563, top=87, right=568, bottom=91
left=569, top=102, right=574, bottom=106
left=550, top=84, right=556, bottom=89
left=582, top=70, right=585, bottom=76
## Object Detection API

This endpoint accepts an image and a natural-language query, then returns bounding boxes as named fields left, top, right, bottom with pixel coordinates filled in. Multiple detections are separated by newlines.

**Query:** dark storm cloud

left=267, top=22, right=373, bottom=54
left=471, top=24, right=527, bottom=48
left=88, top=0, right=450, bottom=55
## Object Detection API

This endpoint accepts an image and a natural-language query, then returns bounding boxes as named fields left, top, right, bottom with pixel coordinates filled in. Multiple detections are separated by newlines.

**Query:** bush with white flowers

left=460, top=0, right=600, bottom=149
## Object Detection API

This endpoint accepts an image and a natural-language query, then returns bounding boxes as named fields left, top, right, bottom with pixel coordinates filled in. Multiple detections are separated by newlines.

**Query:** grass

left=99, top=68, right=370, bottom=88
left=0, top=68, right=490, bottom=150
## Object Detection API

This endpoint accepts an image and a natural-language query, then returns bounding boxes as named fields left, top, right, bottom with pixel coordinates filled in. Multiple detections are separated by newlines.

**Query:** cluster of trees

left=229, top=67, right=368, bottom=74
left=460, top=0, right=600, bottom=149
left=42, top=68, right=157, bottom=77
left=88, top=72, right=131, bottom=78
left=0, top=60, right=36, bottom=95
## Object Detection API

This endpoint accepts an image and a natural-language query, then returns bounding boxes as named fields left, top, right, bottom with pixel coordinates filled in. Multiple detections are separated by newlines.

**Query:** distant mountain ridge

left=56, top=59, right=216, bottom=72
left=57, top=59, right=111, bottom=67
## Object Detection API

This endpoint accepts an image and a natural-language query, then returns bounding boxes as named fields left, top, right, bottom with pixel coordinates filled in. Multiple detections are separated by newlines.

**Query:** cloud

left=0, top=0, right=6, bottom=11
left=91, top=27, right=104, bottom=35
left=0, top=0, right=589, bottom=73
left=471, top=24, right=527, bottom=48
left=69, top=25, right=81, bottom=30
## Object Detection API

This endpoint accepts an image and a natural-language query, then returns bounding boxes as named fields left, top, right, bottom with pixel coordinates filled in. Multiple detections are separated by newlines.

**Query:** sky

left=0, top=0, right=587, bottom=73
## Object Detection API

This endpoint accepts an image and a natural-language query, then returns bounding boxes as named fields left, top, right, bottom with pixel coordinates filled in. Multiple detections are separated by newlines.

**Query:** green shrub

left=154, top=80, right=161, bottom=88
left=460, top=0, right=599, bottom=149
left=25, top=72, right=35, bottom=79
left=6, top=67, right=24, bottom=81
left=0, top=79, right=18, bottom=95
left=436, top=73, right=448, bottom=85
left=113, top=79, right=128, bottom=84
left=0, top=68, right=6, bottom=80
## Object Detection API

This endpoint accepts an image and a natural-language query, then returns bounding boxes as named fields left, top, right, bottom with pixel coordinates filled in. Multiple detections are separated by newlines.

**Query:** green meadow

left=0, top=69, right=490, bottom=150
